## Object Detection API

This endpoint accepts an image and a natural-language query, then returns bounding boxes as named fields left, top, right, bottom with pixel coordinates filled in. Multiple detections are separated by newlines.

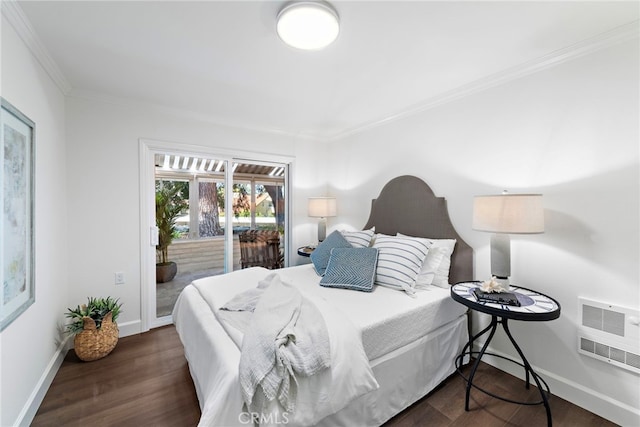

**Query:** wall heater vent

left=578, top=298, right=640, bottom=374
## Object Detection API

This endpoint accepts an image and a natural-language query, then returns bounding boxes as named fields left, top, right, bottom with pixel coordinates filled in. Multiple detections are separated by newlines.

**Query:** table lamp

left=308, top=197, right=337, bottom=242
left=473, top=193, right=544, bottom=288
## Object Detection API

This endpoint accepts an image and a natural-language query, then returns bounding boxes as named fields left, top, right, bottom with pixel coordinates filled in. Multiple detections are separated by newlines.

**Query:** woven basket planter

left=74, top=311, right=119, bottom=362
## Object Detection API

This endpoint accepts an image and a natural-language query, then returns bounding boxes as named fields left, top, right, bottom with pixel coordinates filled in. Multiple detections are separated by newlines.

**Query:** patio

left=156, top=236, right=240, bottom=317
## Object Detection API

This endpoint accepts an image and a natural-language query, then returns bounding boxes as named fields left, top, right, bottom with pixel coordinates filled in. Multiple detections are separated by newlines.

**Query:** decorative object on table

left=297, top=245, right=316, bottom=257
left=471, top=288, right=520, bottom=306
left=155, top=180, right=188, bottom=283
left=480, top=276, right=509, bottom=293
left=276, top=0, right=340, bottom=50
left=0, top=98, right=35, bottom=332
left=308, top=196, right=337, bottom=242
left=472, top=192, right=544, bottom=286
left=65, top=297, right=122, bottom=361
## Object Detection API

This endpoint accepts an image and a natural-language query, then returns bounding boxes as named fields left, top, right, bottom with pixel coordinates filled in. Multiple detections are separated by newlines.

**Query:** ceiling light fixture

left=277, top=1, right=340, bottom=50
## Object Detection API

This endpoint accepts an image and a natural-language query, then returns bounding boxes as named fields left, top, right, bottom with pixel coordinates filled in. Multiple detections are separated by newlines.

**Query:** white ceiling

left=15, top=1, right=639, bottom=140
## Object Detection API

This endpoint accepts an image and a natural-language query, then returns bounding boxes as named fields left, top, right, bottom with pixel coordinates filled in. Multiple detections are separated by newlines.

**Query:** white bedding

left=173, top=264, right=468, bottom=427
left=194, top=270, right=379, bottom=426
left=278, top=264, right=467, bottom=360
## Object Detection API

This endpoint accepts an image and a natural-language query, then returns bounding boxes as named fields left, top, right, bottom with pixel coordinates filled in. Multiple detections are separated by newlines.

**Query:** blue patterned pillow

left=372, top=234, right=430, bottom=296
left=310, top=230, right=353, bottom=275
left=320, top=248, right=378, bottom=292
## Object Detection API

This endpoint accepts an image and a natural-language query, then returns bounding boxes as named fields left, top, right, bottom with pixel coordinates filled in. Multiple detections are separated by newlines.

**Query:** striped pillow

left=320, top=248, right=378, bottom=292
left=339, top=228, right=375, bottom=248
left=372, top=234, right=430, bottom=296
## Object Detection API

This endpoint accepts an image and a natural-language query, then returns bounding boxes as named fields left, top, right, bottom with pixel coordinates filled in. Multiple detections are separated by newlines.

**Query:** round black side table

left=297, top=246, right=315, bottom=257
left=451, top=281, right=561, bottom=427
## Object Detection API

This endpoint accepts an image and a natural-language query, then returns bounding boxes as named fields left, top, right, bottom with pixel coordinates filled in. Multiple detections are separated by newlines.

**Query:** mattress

left=174, top=264, right=469, bottom=427
left=278, top=264, right=467, bottom=360
left=187, top=263, right=466, bottom=360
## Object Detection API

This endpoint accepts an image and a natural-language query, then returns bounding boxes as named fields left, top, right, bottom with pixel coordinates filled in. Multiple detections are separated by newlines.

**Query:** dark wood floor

left=33, top=326, right=617, bottom=427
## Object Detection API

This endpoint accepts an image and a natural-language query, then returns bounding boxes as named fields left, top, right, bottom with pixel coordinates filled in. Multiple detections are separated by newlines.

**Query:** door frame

left=139, top=138, right=293, bottom=331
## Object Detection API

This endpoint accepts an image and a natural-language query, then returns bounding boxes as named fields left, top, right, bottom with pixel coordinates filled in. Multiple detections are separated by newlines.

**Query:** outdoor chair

left=238, top=229, right=283, bottom=270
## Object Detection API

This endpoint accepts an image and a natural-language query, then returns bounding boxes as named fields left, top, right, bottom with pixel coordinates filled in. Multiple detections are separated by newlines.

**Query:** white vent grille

left=582, top=303, right=626, bottom=336
left=579, top=336, right=640, bottom=373
left=578, top=298, right=640, bottom=374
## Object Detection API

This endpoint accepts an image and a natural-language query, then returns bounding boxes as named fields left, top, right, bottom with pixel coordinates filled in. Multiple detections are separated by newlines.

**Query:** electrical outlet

left=115, top=272, right=125, bottom=285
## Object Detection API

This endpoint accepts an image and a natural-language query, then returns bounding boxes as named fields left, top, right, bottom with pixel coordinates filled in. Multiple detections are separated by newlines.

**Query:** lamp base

left=317, top=218, right=327, bottom=242
left=490, top=233, right=511, bottom=285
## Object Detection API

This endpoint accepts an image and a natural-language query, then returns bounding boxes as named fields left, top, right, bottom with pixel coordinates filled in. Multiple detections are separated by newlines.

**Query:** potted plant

left=65, top=296, right=122, bottom=361
left=155, top=180, right=188, bottom=283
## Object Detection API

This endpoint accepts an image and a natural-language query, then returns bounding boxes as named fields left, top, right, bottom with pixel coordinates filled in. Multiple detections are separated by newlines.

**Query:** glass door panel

left=232, top=162, right=287, bottom=271
left=150, top=152, right=288, bottom=322
left=154, top=153, right=227, bottom=318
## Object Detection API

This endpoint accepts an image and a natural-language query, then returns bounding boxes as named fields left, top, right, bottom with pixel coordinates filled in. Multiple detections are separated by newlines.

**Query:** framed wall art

left=1, top=98, right=35, bottom=331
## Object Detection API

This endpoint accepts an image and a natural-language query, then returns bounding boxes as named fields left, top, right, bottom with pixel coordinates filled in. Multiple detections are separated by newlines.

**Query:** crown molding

left=3, top=0, right=635, bottom=143
left=68, top=88, right=326, bottom=142
left=2, top=0, right=72, bottom=95
left=1, top=0, right=324, bottom=141
left=329, top=20, right=639, bottom=141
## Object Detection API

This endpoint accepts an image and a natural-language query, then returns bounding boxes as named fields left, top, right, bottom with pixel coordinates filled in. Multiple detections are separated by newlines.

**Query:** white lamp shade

left=473, top=194, right=544, bottom=234
left=308, top=197, right=337, bottom=218
left=277, top=1, right=340, bottom=50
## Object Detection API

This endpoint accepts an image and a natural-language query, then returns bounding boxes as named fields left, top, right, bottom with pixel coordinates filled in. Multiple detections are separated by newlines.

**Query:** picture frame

left=1, top=98, right=35, bottom=331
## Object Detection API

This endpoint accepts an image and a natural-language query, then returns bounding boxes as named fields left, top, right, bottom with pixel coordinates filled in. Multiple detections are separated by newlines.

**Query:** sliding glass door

left=150, top=151, right=288, bottom=322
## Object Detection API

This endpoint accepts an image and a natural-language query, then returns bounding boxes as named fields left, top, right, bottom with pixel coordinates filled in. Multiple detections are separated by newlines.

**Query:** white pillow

left=430, top=239, right=456, bottom=287
left=339, top=227, right=375, bottom=248
left=397, top=234, right=456, bottom=288
left=372, top=234, right=429, bottom=296
left=414, top=246, right=446, bottom=289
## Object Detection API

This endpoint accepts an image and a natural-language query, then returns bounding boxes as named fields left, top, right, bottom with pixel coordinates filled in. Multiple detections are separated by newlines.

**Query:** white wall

left=65, top=96, right=325, bottom=334
left=327, top=39, right=639, bottom=425
left=0, top=15, right=69, bottom=426
left=1, top=10, right=326, bottom=424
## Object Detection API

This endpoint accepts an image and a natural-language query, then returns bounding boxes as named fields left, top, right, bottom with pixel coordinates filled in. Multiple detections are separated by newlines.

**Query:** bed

left=173, top=175, right=474, bottom=426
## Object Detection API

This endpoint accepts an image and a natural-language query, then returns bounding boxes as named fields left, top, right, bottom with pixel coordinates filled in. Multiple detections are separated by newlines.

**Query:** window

left=155, top=155, right=286, bottom=241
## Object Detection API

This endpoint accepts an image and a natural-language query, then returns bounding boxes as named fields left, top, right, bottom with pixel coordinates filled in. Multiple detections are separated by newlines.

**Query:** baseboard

left=117, top=319, right=143, bottom=338
left=117, top=316, right=172, bottom=335
left=150, top=315, right=174, bottom=329
left=14, top=335, right=71, bottom=426
left=476, top=343, right=640, bottom=426
left=116, top=318, right=171, bottom=337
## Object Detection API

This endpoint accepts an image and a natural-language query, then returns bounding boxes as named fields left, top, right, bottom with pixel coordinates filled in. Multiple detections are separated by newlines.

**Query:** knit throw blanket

left=234, top=273, right=331, bottom=415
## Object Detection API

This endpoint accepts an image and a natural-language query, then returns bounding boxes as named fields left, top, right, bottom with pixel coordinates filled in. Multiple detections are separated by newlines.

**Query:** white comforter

left=176, top=267, right=379, bottom=427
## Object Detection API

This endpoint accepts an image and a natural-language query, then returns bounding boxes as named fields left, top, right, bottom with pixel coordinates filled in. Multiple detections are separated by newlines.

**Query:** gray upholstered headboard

left=363, top=175, right=473, bottom=285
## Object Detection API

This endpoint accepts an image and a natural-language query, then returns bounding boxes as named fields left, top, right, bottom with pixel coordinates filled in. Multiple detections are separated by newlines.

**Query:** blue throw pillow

left=310, top=230, right=353, bottom=275
left=320, top=248, right=379, bottom=292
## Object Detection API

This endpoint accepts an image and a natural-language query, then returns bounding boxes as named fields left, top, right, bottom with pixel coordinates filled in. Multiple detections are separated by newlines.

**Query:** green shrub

left=65, top=297, right=122, bottom=335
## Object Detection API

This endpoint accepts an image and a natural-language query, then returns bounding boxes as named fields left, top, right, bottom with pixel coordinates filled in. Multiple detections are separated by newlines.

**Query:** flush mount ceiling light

left=277, top=1, right=340, bottom=50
